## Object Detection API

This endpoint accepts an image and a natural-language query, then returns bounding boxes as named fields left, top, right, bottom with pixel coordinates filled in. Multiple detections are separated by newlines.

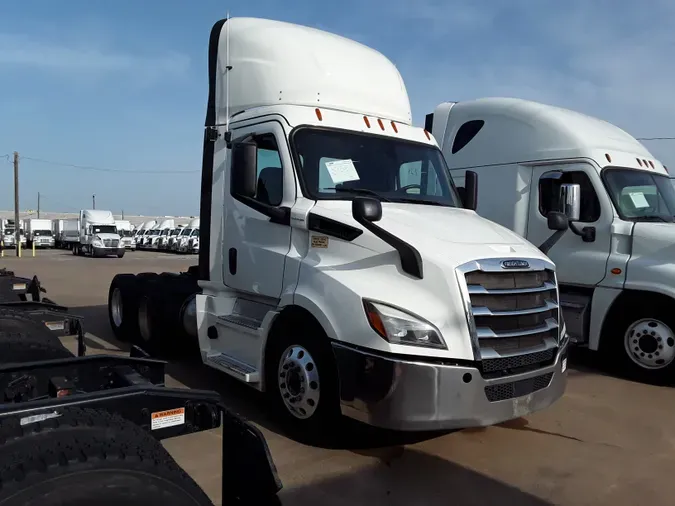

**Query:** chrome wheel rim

left=277, top=345, right=320, bottom=419
left=624, top=318, right=675, bottom=370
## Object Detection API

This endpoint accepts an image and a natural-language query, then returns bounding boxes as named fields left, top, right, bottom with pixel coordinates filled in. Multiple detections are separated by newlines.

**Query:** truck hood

left=95, top=233, right=120, bottom=240
left=310, top=201, right=546, bottom=269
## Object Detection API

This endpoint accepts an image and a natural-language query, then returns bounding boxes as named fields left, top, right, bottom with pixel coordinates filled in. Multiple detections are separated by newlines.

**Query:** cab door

left=222, top=120, right=294, bottom=300
left=526, top=163, right=613, bottom=287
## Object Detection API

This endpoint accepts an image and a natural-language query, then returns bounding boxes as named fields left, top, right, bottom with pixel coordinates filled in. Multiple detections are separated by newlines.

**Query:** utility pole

left=121, top=209, right=124, bottom=219
left=92, top=194, right=96, bottom=209
left=37, top=192, right=40, bottom=219
left=13, top=152, right=19, bottom=257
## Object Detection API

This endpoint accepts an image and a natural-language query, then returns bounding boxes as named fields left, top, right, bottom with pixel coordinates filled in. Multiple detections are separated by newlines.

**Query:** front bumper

left=332, top=340, right=568, bottom=431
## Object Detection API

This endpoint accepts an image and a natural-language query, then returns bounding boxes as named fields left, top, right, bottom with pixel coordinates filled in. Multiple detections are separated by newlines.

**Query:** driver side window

left=539, top=170, right=601, bottom=222
left=251, top=134, right=283, bottom=207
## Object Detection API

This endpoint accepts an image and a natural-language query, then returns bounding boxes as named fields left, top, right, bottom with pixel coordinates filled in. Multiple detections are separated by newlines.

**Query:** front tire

left=265, top=321, right=341, bottom=438
left=603, top=304, right=675, bottom=384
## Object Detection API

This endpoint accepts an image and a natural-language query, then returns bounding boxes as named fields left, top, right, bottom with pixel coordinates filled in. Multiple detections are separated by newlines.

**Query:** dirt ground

left=3, top=249, right=674, bottom=506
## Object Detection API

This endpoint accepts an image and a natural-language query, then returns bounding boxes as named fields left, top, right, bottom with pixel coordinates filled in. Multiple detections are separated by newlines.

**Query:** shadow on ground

left=276, top=447, right=552, bottom=506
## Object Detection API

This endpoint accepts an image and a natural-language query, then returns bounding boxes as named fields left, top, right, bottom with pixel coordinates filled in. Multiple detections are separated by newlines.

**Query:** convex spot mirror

left=352, top=197, right=382, bottom=222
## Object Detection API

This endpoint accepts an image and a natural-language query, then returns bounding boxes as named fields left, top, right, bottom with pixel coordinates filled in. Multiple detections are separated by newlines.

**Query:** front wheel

left=265, top=324, right=341, bottom=438
left=603, top=305, right=675, bottom=384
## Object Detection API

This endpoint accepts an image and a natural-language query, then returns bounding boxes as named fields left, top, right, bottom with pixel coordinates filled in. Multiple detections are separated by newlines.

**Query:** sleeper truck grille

left=103, top=239, right=119, bottom=248
left=457, top=259, right=561, bottom=398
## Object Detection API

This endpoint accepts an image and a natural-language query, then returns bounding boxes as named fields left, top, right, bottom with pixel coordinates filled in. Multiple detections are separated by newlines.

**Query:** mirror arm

left=538, top=229, right=567, bottom=255
left=569, top=222, right=596, bottom=242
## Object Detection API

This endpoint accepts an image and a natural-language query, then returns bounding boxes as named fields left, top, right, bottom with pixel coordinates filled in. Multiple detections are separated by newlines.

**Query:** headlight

left=363, top=300, right=446, bottom=349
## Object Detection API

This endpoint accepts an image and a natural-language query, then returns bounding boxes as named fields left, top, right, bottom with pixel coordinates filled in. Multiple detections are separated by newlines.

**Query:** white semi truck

left=108, top=17, right=569, bottom=435
left=131, top=220, right=156, bottom=251
left=151, top=219, right=176, bottom=251
left=427, top=97, right=675, bottom=383
left=70, top=210, right=125, bottom=258
left=25, top=218, right=55, bottom=248
left=115, top=220, right=134, bottom=250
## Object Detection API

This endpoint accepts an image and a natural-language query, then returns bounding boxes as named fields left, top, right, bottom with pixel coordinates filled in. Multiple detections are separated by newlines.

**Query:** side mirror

left=352, top=197, right=382, bottom=223
left=547, top=211, right=569, bottom=231
left=463, top=171, right=478, bottom=211
left=231, top=141, right=258, bottom=198
left=559, top=183, right=581, bottom=222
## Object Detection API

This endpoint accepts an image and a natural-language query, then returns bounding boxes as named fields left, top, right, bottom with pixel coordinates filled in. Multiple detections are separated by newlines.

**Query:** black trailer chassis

left=0, top=268, right=282, bottom=504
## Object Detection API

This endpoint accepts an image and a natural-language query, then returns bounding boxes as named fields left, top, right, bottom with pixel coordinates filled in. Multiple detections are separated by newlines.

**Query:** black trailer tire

left=108, top=274, right=140, bottom=343
left=0, top=331, right=73, bottom=364
left=0, top=407, right=214, bottom=506
left=0, top=308, right=66, bottom=345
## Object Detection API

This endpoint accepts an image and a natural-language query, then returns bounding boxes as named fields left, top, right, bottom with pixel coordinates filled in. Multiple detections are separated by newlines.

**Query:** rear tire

left=0, top=407, right=214, bottom=506
left=117, top=251, right=125, bottom=258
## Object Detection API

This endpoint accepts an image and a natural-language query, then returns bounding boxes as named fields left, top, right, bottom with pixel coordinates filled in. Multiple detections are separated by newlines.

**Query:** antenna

left=225, top=11, right=231, bottom=135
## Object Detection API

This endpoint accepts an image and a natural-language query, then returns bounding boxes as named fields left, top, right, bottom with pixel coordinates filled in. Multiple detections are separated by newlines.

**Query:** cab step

left=205, top=352, right=260, bottom=383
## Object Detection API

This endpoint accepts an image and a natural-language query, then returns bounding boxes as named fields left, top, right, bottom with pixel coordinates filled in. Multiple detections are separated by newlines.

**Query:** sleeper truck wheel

left=0, top=407, right=214, bottom=506
left=603, top=303, right=675, bottom=384
left=108, top=273, right=159, bottom=346
left=265, top=319, right=341, bottom=439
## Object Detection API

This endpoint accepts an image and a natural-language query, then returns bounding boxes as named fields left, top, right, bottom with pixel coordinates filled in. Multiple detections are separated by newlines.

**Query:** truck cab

left=76, top=210, right=125, bottom=258
left=428, top=97, right=675, bottom=382
left=190, top=18, right=569, bottom=431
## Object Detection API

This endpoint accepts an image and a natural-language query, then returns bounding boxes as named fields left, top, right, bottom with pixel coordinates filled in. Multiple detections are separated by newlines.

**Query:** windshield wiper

left=633, top=215, right=674, bottom=223
left=330, top=187, right=391, bottom=202
left=389, top=197, right=447, bottom=207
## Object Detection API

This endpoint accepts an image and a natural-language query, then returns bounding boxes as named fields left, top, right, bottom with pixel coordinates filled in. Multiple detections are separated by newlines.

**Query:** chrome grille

left=103, top=239, right=119, bottom=248
left=458, top=259, right=561, bottom=373
left=484, top=372, right=553, bottom=402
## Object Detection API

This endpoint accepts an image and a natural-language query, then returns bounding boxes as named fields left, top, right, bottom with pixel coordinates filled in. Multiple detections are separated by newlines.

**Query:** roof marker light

left=363, top=116, right=371, bottom=128
left=605, top=153, right=612, bottom=163
left=315, top=108, right=322, bottom=121
left=637, top=158, right=643, bottom=166
left=424, top=130, right=431, bottom=140
left=649, top=160, right=655, bottom=169
left=377, top=118, right=384, bottom=130
left=391, top=121, right=398, bottom=133
left=643, top=159, right=648, bottom=167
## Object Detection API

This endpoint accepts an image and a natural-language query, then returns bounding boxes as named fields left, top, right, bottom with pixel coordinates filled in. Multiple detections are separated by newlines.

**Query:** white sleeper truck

left=73, top=210, right=125, bottom=258
left=108, top=18, right=569, bottom=435
left=115, top=220, right=134, bottom=250
left=427, top=97, right=675, bottom=382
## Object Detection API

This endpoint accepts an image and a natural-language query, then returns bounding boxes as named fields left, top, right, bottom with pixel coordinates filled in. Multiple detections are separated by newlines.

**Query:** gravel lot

left=2, top=249, right=674, bottom=506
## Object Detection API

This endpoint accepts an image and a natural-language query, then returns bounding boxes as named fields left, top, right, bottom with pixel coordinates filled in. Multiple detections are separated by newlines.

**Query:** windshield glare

left=604, top=168, right=675, bottom=221
left=34, top=230, right=52, bottom=236
left=291, top=128, right=462, bottom=207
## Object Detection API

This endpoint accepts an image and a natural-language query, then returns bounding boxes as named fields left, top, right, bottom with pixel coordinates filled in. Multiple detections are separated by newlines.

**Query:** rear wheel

left=0, top=407, right=214, bottom=506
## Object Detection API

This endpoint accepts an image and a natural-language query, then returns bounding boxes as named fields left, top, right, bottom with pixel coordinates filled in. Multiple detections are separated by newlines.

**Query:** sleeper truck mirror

left=231, top=141, right=258, bottom=198
left=463, top=170, right=478, bottom=211
left=559, top=183, right=581, bottom=221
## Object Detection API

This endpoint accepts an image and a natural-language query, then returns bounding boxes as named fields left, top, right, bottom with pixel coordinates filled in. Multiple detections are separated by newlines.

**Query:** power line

left=18, top=155, right=199, bottom=174
left=637, top=137, right=675, bottom=141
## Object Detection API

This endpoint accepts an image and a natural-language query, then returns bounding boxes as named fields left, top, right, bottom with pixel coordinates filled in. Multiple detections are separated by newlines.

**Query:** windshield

left=33, top=230, right=52, bottom=236
left=291, top=128, right=462, bottom=207
left=4, top=229, right=13, bottom=235
left=171, top=229, right=180, bottom=236
left=191, top=229, right=199, bottom=237
left=603, top=168, right=675, bottom=222
left=182, top=228, right=192, bottom=235
left=92, top=225, right=117, bottom=234
left=120, top=230, right=132, bottom=237
left=160, top=230, right=169, bottom=236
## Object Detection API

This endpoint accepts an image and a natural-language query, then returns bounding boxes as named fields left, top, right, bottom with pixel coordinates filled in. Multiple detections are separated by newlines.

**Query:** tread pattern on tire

left=0, top=407, right=214, bottom=505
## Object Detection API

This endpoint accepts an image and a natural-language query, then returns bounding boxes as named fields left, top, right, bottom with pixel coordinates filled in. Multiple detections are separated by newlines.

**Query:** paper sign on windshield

left=325, top=159, right=360, bottom=184
left=628, top=192, right=650, bottom=209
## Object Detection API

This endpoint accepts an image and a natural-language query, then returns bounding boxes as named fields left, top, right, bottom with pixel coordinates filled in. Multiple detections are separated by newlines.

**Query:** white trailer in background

left=72, top=210, right=125, bottom=258
left=427, top=97, right=675, bottom=383
left=25, top=219, right=54, bottom=248
left=53, top=219, right=65, bottom=248
left=115, top=220, right=134, bottom=250
left=108, top=18, right=570, bottom=436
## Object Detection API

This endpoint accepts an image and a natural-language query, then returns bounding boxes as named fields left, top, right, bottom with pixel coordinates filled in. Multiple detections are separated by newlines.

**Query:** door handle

left=228, top=248, right=237, bottom=275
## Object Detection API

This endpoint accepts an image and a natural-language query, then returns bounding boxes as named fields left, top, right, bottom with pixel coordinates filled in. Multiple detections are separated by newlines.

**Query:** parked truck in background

left=153, top=219, right=177, bottom=250
left=72, top=210, right=125, bottom=258
left=427, top=97, right=675, bottom=383
left=1, top=219, right=17, bottom=248
left=108, top=18, right=569, bottom=437
left=53, top=219, right=65, bottom=248
left=131, top=220, right=157, bottom=251
left=115, top=220, right=134, bottom=250
left=174, top=218, right=200, bottom=253
left=25, top=218, right=55, bottom=248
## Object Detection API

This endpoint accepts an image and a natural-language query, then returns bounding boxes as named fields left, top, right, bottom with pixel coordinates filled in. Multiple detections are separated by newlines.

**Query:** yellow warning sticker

left=150, top=407, right=185, bottom=430
left=12, top=283, right=26, bottom=290
left=311, top=235, right=329, bottom=248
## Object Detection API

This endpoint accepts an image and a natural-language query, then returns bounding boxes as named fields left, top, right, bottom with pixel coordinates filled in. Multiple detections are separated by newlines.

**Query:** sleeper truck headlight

left=363, top=300, right=446, bottom=349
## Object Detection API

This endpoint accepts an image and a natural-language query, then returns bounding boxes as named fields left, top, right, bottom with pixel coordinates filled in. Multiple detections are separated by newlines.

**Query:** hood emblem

left=501, top=259, right=529, bottom=269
